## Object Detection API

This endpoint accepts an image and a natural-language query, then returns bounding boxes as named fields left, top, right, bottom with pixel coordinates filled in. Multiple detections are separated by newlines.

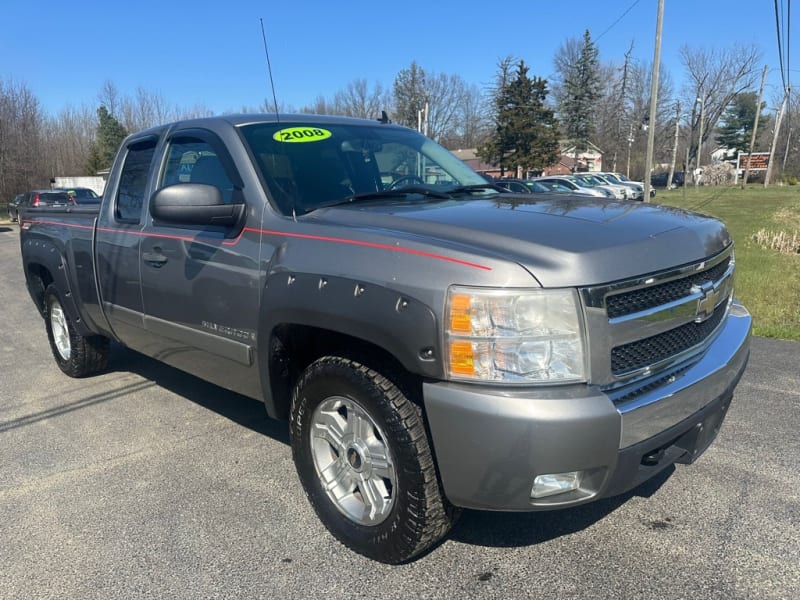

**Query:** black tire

left=44, top=284, right=110, bottom=377
left=290, top=356, right=457, bottom=563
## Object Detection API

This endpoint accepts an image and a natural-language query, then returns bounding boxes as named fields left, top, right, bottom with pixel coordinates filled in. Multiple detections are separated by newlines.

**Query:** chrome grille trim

left=579, top=245, right=735, bottom=388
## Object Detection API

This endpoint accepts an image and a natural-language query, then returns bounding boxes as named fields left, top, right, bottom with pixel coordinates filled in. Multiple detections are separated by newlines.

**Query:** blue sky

left=2, top=0, right=791, bottom=116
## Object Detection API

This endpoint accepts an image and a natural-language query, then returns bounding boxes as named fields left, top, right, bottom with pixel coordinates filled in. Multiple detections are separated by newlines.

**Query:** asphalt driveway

left=1, top=224, right=798, bottom=599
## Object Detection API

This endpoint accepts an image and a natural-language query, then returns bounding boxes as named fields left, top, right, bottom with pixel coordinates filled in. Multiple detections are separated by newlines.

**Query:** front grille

left=606, top=257, right=730, bottom=319
left=610, top=302, right=727, bottom=375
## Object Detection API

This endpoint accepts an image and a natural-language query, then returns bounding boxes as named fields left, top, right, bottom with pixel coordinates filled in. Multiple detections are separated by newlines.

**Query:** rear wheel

left=290, top=356, right=457, bottom=563
left=44, top=284, right=110, bottom=377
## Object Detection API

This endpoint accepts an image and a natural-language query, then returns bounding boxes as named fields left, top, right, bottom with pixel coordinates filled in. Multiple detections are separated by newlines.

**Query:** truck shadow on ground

left=449, top=467, right=673, bottom=549
left=109, top=344, right=674, bottom=551
left=108, top=343, right=289, bottom=444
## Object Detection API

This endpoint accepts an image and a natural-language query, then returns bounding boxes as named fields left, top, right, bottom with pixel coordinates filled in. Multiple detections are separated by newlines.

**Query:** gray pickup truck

left=19, top=114, right=751, bottom=563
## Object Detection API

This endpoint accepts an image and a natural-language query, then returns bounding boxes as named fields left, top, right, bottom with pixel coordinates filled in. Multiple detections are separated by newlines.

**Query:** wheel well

left=267, top=324, right=422, bottom=421
left=26, top=263, right=54, bottom=313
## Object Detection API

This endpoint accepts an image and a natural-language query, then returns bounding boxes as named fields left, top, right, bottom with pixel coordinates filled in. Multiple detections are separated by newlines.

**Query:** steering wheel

left=388, top=175, right=425, bottom=190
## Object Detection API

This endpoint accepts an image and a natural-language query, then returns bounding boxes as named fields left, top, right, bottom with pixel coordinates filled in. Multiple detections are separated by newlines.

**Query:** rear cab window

left=115, top=139, right=157, bottom=223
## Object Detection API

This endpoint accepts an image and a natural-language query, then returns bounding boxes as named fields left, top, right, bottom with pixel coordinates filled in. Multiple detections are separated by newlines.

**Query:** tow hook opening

left=641, top=448, right=666, bottom=467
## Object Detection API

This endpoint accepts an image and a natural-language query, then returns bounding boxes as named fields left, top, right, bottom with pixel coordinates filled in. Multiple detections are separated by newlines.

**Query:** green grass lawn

left=654, top=185, right=800, bottom=341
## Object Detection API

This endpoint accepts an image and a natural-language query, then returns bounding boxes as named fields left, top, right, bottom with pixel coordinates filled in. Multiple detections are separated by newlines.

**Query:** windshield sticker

left=273, top=127, right=332, bottom=143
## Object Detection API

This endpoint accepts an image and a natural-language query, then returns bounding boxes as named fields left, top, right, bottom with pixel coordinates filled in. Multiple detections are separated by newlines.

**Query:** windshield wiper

left=308, top=187, right=451, bottom=212
left=447, top=183, right=504, bottom=195
left=306, top=187, right=452, bottom=214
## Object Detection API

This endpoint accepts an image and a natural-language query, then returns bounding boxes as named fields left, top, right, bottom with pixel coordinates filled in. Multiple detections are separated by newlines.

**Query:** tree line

left=2, top=31, right=796, bottom=204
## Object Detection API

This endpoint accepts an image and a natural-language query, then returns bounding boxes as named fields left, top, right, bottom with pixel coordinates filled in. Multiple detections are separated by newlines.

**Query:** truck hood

left=311, top=196, right=731, bottom=287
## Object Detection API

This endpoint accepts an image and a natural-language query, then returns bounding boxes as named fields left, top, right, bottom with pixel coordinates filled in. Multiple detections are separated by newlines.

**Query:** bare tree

left=97, top=80, right=121, bottom=117
left=0, top=78, right=48, bottom=201
left=439, top=83, right=490, bottom=149
left=43, top=103, right=97, bottom=176
left=680, top=44, right=761, bottom=168
left=333, top=79, right=390, bottom=119
left=119, top=86, right=176, bottom=132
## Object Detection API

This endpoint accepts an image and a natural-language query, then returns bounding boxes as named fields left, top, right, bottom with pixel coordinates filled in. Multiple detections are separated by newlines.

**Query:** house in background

left=448, top=149, right=505, bottom=178
left=450, top=142, right=603, bottom=178
left=542, top=141, right=604, bottom=175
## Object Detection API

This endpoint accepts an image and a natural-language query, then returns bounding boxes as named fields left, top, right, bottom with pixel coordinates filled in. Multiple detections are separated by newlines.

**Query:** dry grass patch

left=752, top=229, right=800, bottom=254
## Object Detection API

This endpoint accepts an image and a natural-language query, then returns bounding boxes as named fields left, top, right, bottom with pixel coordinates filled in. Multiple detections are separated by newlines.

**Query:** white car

left=572, top=173, right=629, bottom=200
left=532, top=176, right=614, bottom=198
left=597, top=172, right=645, bottom=200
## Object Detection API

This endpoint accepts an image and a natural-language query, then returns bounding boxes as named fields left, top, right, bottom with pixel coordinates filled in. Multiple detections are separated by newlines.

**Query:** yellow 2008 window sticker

left=273, top=127, right=332, bottom=142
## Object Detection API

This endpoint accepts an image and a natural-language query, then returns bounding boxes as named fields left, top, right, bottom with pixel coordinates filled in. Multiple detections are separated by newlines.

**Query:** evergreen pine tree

left=559, top=30, right=601, bottom=160
left=392, top=62, right=428, bottom=129
left=716, top=92, right=766, bottom=153
left=86, top=105, right=127, bottom=174
left=478, top=60, right=560, bottom=176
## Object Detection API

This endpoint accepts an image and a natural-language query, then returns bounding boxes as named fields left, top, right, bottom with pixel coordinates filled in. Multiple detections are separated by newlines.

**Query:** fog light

left=531, top=471, right=581, bottom=499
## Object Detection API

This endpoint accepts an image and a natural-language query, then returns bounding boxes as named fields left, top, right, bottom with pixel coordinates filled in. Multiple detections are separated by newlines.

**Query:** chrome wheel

left=310, top=395, right=396, bottom=526
left=49, top=300, right=71, bottom=361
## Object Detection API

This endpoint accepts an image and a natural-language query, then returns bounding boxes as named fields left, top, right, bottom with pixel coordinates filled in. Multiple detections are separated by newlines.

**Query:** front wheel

left=290, top=356, right=457, bottom=563
left=44, top=284, right=110, bottom=377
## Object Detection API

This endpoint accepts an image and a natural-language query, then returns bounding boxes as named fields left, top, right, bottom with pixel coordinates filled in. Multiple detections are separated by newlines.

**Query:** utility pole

left=683, top=145, right=690, bottom=201
left=667, top=101, right=681, bottom=189
left=626, top=122, right=634, bottom=177
left=695, top=91, right=705, bottom=187
left=643, top=0, right=664, bottom=202
left=765, top=88, right=789, bottom=186
left=783, top=127, right=793, bottom=170
left=742, top=64, right=768, bottom=188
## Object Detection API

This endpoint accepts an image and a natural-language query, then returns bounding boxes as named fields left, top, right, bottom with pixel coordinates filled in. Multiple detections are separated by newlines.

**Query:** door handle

left=142, top=251, right=168, bottom=267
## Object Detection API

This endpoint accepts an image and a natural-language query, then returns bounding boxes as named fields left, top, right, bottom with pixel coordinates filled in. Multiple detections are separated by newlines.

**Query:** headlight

left=445, top=287, right=586, bottom=383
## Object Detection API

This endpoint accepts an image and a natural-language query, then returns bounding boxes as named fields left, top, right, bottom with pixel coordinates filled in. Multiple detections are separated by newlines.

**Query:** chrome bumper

left=617, top=301, right=751, bottom=447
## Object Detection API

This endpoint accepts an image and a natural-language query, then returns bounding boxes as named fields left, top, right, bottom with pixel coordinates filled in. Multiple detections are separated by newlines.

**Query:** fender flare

left=256, top=272, right=442, bottom=417
left=21, top=237, right=93, bottom=337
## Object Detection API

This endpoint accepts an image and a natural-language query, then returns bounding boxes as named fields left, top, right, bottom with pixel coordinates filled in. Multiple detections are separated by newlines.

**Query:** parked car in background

left=651, top=171, right=685, bottom=188
left=60, top=187, right=102, bottom=205
left=495, top=179, right=531, bottom=193
left=15, top=190, right=72, bottom=220
left=7, top=193, right=24, bottom=222
left=534, top=176, right=614, bottom=198
left=610, top=172, right=656, bottom=199
left=575, top=173, right=630, bottom=200
left=494, top=179, right=555, bottom=194
left=596, top=172, right=645, bottom=200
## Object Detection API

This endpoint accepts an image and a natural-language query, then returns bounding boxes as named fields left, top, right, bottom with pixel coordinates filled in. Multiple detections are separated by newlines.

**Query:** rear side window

left=116, top=140, right=157, bottom=222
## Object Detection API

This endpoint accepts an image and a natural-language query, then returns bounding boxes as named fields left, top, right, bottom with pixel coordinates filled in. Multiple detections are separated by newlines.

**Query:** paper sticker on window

left=273, top=127, right=332, bottom=143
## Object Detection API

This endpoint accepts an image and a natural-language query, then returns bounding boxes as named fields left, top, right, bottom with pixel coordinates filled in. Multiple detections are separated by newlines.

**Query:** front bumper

left=423, top=302, right=751, bottom=511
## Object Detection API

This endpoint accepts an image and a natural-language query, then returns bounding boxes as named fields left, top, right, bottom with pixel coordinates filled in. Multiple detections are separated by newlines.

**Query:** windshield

left=577, top=175, right=605, bottom=186
left=566, top=176, right=592, bottom=189
left=240, top=122, right=489, bottom=214
left=524, top=181, right=549, bottom=193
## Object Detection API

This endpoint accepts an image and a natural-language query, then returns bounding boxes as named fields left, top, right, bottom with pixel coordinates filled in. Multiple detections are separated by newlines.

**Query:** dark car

left=7, top=193, right=24, bottom=222
left=651, top=171, right=684, bottom=188
left=496, top=179, right=557, bottom=194
left=15, top=190, right=72, bottom=220
left=495, top=179, right=532, bottom=193
left=60, top=187, right=102, bottom=205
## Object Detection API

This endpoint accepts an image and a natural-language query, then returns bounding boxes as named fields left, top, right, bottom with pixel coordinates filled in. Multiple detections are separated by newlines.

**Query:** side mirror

left=151, top=184, right=245, bottom=227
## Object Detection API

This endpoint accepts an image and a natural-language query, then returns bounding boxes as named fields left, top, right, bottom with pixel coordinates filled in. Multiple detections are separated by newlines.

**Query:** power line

left=596, top=0, right=642, bottom=42
left=788, top=0, right=792, bottom=87
left=775, top=0, right=787, bottom=88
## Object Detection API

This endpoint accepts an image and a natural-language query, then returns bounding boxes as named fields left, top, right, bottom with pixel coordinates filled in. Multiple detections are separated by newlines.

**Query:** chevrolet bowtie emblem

left=694, top=282, right=720, bottom=323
